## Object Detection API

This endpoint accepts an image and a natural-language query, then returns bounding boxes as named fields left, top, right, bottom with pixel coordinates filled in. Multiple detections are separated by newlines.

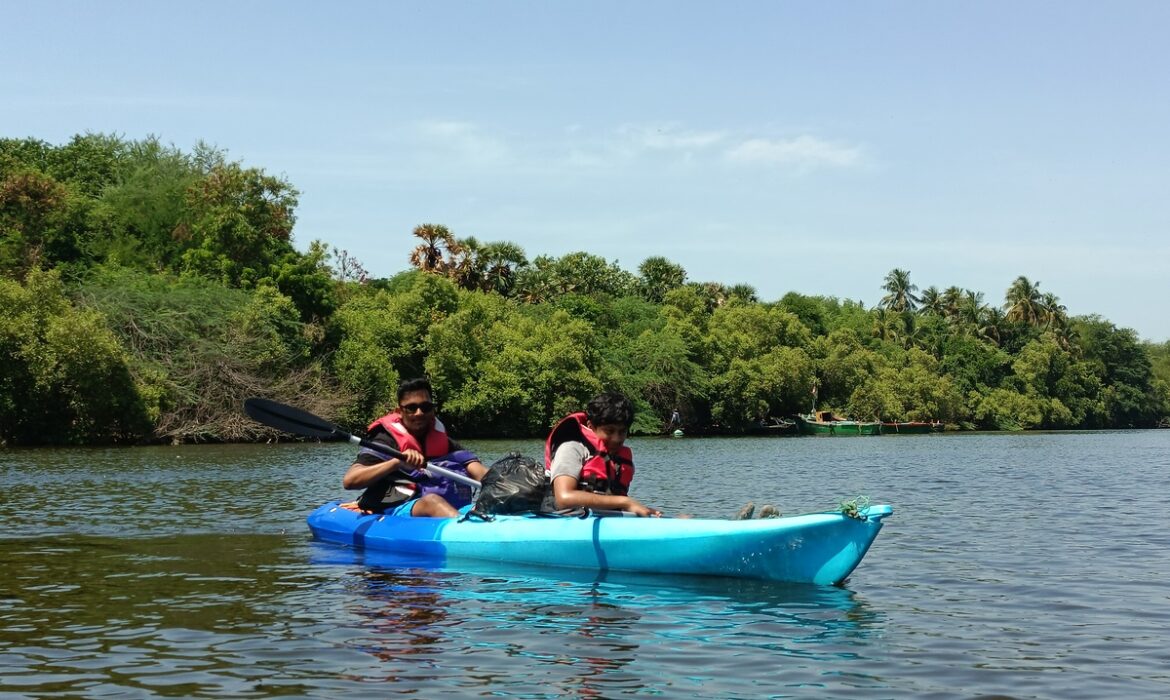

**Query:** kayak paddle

left=243, top=397, right=481, bottom=491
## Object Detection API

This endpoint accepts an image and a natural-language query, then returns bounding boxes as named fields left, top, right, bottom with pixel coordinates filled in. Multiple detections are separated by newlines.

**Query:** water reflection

left=303, top=539, right=890, bottom=696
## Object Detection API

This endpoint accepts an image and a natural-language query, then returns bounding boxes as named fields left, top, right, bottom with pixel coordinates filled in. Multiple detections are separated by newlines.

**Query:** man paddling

left=341, top=377, right=486, bottom=517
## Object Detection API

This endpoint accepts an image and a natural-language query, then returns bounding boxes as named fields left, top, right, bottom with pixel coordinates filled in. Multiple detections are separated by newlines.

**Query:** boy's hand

left=627, top=499, right=662, bottom=518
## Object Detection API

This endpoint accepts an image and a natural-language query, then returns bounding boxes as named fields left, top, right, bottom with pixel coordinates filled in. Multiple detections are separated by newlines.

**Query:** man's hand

left=399, top=448, right=424, bottom=468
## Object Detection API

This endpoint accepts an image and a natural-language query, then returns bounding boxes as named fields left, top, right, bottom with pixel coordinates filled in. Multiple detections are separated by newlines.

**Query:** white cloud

left=412, top=120, right=510, bottom=165
left=621, top=124, right=727, bottom=151
left=724, top=135, right=862, bottom=168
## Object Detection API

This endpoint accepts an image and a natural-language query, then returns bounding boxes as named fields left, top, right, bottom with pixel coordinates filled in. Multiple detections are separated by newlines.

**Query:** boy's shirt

left=548, top=441, right=592, bottom=486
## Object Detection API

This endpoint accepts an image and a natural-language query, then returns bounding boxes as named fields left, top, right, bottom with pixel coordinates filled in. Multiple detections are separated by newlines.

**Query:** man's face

left=398, top=389, right=436, bottom=434
left=590, top=423, right=629, bottom=455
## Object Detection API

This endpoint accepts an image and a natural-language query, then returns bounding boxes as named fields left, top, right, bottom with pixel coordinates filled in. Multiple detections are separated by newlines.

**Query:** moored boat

left=880, top=420, right=944, bottom=434
left=307, top=502, right=894, bottom=585
left=793, top=411, right=882, bottom=436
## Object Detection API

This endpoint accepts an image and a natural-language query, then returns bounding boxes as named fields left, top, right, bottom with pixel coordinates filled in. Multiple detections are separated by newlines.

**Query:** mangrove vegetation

left=2, top=134, right=1168, bottom=445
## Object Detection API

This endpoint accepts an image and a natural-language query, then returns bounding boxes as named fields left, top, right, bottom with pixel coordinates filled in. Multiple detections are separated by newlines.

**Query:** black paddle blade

left=243, top=398, right=346, bottom=440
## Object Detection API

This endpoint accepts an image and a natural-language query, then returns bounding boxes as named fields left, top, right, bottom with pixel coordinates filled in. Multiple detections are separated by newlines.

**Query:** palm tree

left=727, top=283, right=759, bottom=304
left=445, top=236, right=480, bottom=290
left=941, top=286, right=966, bottom=321
left=1049, top=323, right=1080, bottom=354
left=880, top=268, right=920, bottom=312
left=1005, top=276, right=1045, bottom=326
left=1042, top=292, right=1067, bottom=331
left=955, top=290, right=990, bottom=338
left=479, top=241, right=528, bottom=296
left=408, top=223, right=456, bottom=273
left=899, top=311, right=921, bottom=349
left=919, top=286, right=944, bottom=316
left=872, top=308, right=901, bottom=343
left=978, top=306, right=1004, bottom=346
left=637, top=256, right=688, bottom=303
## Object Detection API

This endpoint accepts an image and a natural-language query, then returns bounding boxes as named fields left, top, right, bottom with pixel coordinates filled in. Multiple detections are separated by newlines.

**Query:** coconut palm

left=1049, top=323, right=1080, bottom=354
left=978, top=306, right=1005, bottom=346
left=1005, top=276, right=1045, bottom=326
left=872, top=308, right=901, bottom=343
left=879, top=268, right=920, bottom=312
left=941, top=286, right=966, bottom=321
left=899, top=311, right=922, bottom=349
left=1042, top=292, right=1068, bottom=331
left=918, top=286, right=944, bottom=316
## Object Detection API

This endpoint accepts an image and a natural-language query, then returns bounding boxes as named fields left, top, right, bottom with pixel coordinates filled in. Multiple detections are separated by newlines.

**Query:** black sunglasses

left=400, top=401, right=436, bottom=414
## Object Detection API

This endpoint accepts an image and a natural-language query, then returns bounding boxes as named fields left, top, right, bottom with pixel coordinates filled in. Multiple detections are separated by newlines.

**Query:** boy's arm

left=551, top=475, right=660, bottom=516
left=548, top=443, right=661, bottom=516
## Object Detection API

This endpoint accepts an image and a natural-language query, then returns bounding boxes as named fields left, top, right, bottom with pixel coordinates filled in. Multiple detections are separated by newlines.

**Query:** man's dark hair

left=397, top=377, right=434, bottom=403
left=586, top=392, right=634, bottom=428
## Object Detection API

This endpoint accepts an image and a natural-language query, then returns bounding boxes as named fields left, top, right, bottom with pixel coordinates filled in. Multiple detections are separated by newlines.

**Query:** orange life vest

left=367, top=412, right=450, bottom=458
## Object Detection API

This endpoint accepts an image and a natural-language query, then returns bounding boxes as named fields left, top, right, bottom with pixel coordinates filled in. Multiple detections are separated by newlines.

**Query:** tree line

left=2, top=134, right=1167, bottom=446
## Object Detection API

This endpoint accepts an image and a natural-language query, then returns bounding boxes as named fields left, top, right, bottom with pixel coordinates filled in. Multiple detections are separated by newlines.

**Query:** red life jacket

left=368, top=412, right=451, bottom=458
left=545, top=412, right=634, bottom=495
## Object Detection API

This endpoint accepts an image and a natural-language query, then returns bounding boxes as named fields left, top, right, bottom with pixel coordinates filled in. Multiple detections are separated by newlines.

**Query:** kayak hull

left=306, top=503, right=893, bottom=585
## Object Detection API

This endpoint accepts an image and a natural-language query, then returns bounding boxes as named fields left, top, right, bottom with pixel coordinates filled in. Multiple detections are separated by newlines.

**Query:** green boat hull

left=794, top=415, right=882, bottom=436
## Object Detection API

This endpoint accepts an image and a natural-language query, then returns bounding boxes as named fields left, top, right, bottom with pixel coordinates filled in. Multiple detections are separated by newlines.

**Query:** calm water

left=3, top=431, right=1170, bottom=698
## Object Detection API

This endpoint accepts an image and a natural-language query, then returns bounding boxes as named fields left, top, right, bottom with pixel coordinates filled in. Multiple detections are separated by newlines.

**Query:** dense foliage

left=2, top=135, right=1167, bottom=445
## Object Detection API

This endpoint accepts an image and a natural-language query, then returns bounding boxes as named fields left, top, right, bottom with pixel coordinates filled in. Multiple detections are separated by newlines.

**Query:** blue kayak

left=307, top=503, right=893, bottom=585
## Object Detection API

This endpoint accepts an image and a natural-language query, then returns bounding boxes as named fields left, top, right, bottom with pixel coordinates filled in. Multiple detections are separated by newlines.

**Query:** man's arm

left=446, top=439, right=487, bottom=481
left=342, top=433, right=423, bottom=489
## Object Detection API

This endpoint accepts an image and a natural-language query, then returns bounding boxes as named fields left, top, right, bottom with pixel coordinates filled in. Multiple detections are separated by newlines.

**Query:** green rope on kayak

left=838, top=495, right=871, bottom=520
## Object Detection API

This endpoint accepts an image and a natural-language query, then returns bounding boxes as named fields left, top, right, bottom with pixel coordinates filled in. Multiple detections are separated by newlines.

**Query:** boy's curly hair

left=586, top=392, right=634, bottom=428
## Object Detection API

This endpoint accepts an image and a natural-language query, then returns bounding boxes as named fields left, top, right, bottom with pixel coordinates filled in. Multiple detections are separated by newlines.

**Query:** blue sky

left=4, top=1, right=1168, bottom=341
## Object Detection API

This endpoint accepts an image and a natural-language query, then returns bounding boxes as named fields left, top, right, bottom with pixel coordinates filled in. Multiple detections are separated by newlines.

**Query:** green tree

left=331, top=272, right=461, bottom=421
left=177, top=161, right=299, bottom=287
left=427, top=304, right=602, bottom=436
left=1073, top=316, right=1159, bottom=427
left=707, top=303, right=811, bottom=366
left=0, top=169, right=91, bottom=275
left=811, top=328, right=884, bottom=408
left=95, top=137, right=199, bottom=269
left=0, top=268, right=149, bottom=445
left=973, top=388, right=1044, bottom=430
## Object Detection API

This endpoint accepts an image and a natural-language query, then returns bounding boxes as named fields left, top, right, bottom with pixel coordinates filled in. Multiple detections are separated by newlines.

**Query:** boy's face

left=589, top=422, right=629, bottom=455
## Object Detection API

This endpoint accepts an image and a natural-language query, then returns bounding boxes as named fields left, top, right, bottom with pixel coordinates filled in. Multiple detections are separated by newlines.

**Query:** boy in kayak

left=546, top=392, right=662, bottom=517
left=341, top=377, right=487, bottom=517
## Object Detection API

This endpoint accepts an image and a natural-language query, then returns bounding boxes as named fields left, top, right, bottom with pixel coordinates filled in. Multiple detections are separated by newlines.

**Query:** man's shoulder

left=366, top=425, right=399, bottom=447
